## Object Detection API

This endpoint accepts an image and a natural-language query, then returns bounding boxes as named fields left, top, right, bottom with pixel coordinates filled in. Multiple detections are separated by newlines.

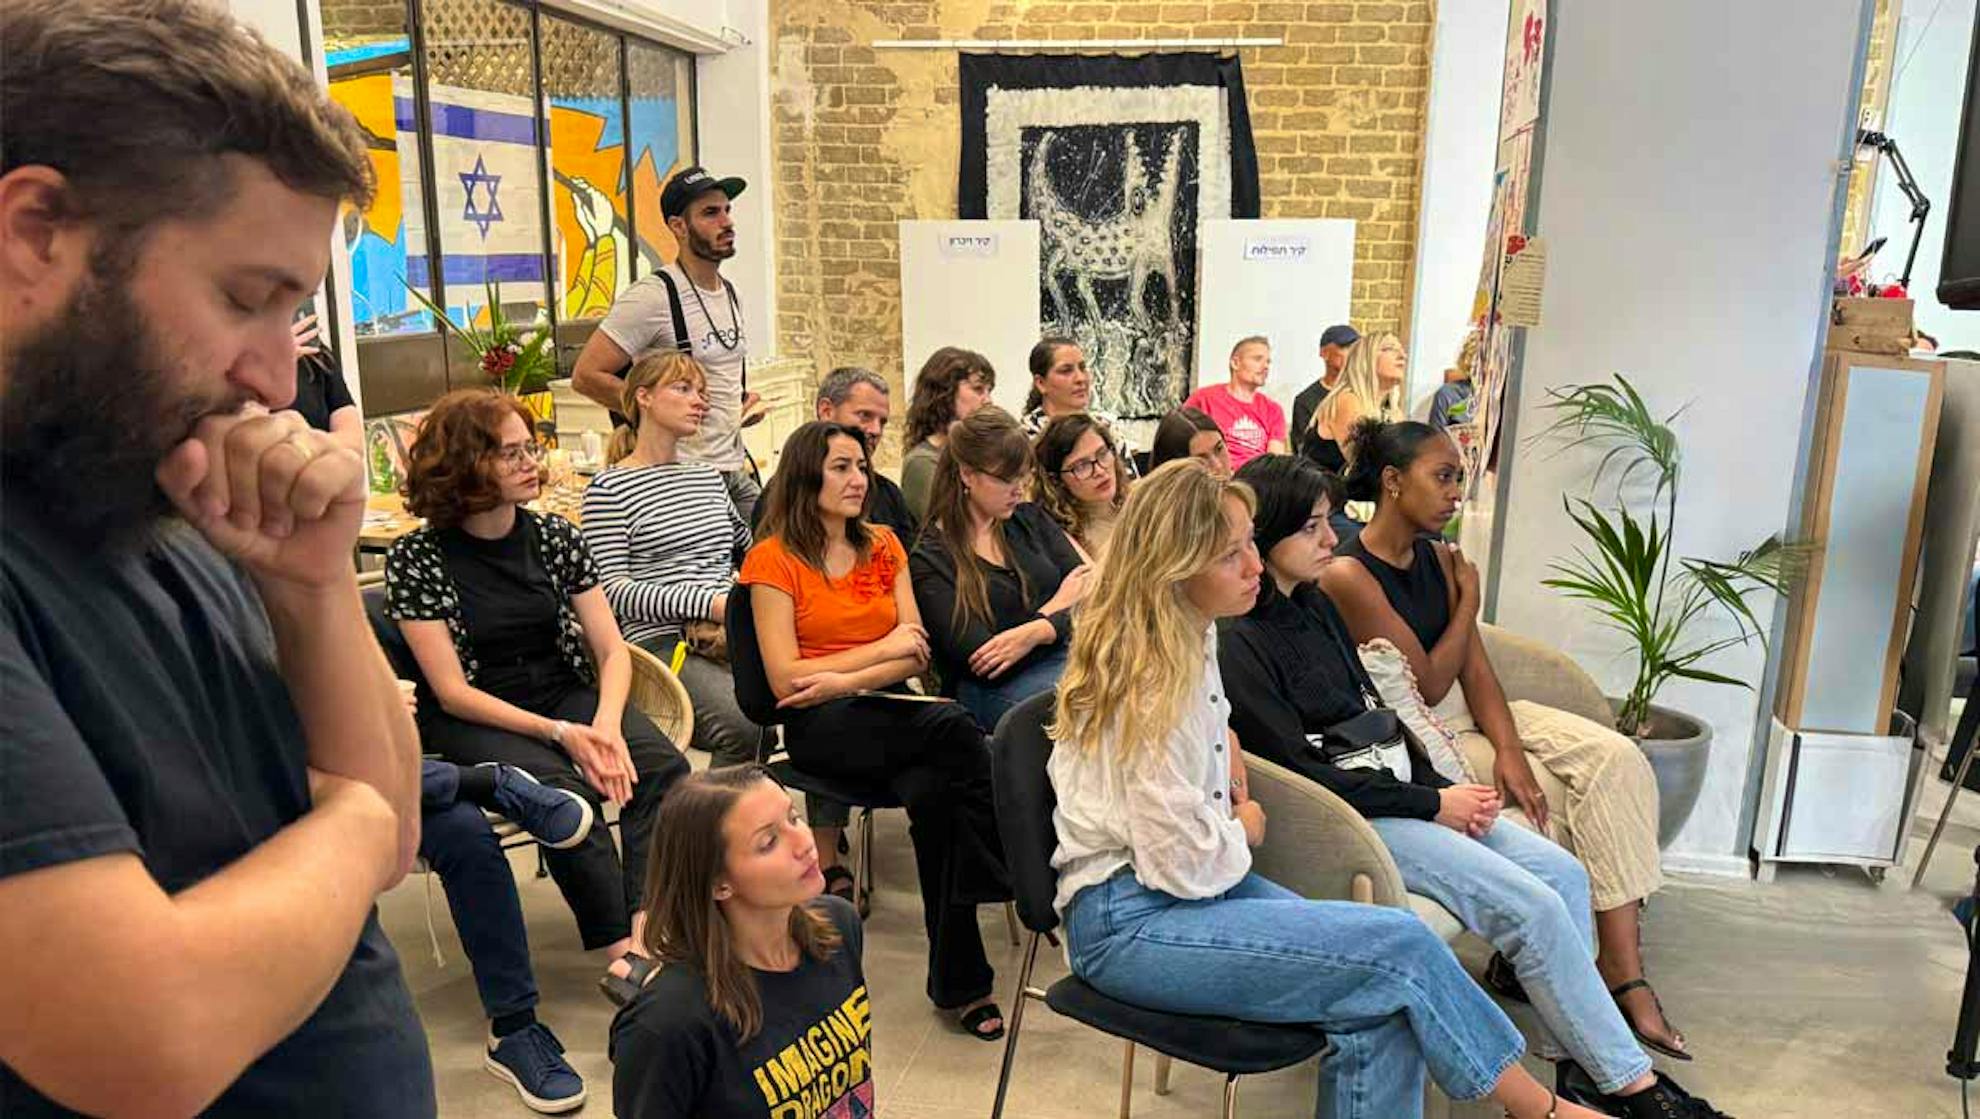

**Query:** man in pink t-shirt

left=1183, top=335, right=1288, bottom=470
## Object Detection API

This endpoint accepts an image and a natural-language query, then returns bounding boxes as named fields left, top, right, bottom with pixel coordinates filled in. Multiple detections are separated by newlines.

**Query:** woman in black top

left=1320, top=419, right=1688, bottom=1062
left=1223, top=457, right=1728, bottom=1118
left=1148, top=406, right=1233, bottom=479
left=611, top=765, right=870, bottom=1119
left=911, top=407, right=1093, bottom=731
left=387, top=389, right=689, bottom=992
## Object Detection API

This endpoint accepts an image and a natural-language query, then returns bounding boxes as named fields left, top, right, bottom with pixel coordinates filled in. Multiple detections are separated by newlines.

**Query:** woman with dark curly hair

left=899, top=346, right=996, bottom=520
left=740, top=421, right=1009, bottom=1041
left=385, top=389, right=689, bottom=1004
left=1031, top=412, right=1131, bottom=564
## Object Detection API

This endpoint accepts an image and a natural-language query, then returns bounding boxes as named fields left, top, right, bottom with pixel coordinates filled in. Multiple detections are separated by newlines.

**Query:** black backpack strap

left=722, top=277, right=747, bottom=392
left=651, top=268, right=693, bottom=356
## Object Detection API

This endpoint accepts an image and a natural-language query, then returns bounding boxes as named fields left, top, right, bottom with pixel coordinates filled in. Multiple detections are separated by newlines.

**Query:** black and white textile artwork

left=959, top=53, right=1260, bottom=422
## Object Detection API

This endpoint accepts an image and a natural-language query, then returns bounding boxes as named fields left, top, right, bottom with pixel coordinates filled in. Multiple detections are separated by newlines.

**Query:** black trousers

left=423, top=682, right=689, bottom=950
left=784, top=693, right=1010, bottom=1008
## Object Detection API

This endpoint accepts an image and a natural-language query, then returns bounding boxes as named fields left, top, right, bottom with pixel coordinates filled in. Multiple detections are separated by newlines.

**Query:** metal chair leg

left=859, top=810, right=876, bottom=898
left=989, top=932, right=1043, bottom=1119
left=1222, top=1074, right=1240, bottom=1119
left=1118, top=1040, right=1136, bottom=1119
left=1917, top=719, right=1980, bottom=888
left=1154, top=1054, right=1173, bottom=1095
left=1004, top=901, right=1021, bottom=946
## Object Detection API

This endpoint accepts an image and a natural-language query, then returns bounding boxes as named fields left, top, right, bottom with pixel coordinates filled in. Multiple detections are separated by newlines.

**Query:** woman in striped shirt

left=582, top=352, right=769, bottom=770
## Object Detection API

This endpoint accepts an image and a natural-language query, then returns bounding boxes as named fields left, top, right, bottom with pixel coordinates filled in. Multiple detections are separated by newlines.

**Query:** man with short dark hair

left=1183, top=335, right=1288, bottom=471
left=814, top=366, right=917, bottom=539
left=573, top=167, right=763, bottom=522
left=0, top=2, right=430, bottom=1114
left=1292, top=323, right=1360, bottom=444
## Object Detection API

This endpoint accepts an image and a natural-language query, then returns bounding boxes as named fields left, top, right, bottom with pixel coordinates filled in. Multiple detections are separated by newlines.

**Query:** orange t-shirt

left=738, top=527, right=907, bottom=660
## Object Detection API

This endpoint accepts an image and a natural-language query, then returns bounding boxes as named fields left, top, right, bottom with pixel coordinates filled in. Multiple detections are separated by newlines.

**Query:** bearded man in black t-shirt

left=0, top=2, right=433, bottom=1115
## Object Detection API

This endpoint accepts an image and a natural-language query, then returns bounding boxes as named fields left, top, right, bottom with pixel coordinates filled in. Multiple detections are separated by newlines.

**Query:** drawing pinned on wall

left=959, top=53, right=1260, bottom=421
left=1501, top=0, right=1547, bottom=137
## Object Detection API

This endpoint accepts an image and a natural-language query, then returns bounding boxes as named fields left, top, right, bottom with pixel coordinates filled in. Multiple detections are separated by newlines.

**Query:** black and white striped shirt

left=579, top=461, right=751, bottom=647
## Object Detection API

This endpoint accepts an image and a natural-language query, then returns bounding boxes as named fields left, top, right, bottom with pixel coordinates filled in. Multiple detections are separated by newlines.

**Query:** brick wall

left=769, top=0, right=1434, bottom=421
left=320, top=0, right=405, bottom=42
left=1839, top=0, right=1896, bottom=263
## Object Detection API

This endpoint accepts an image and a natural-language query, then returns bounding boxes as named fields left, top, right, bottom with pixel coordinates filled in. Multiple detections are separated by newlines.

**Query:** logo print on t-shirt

left=750, top=985, right=874, bottom=1119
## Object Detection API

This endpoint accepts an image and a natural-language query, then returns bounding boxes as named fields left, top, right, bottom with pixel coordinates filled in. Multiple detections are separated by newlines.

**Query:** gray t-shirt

left=598, top=263, right=749, bottom=470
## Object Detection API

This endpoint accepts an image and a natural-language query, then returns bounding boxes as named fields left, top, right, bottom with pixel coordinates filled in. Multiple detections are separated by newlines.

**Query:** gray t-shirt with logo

left=598, top=263, right=749, bottom=471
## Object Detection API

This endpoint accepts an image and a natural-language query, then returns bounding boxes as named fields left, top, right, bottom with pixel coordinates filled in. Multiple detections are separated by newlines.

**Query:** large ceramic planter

left=1612, top=699, right=1711, bottom=849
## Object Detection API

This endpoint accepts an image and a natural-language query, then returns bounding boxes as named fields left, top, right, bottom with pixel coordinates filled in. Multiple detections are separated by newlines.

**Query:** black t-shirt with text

left=610, top=895, right=872, bottom=1119
left=0, top=504, right=433, bottom=1117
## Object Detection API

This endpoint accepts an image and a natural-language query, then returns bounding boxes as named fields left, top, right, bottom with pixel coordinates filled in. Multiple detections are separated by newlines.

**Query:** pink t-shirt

left=1183, top=383, right=1288, bottom=470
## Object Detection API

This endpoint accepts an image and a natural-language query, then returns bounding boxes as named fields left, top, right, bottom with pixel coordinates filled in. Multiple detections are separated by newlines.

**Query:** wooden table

left=359, top=477, right=591, bottom=554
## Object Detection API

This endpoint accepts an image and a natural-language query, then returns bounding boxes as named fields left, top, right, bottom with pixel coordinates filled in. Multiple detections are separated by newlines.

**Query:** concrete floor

left=381, top=727, right=1980, bottom=1118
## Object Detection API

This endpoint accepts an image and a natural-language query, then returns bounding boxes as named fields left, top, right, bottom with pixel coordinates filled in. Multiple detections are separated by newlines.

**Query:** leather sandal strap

left=1608, top=977, right=1653, bottom=999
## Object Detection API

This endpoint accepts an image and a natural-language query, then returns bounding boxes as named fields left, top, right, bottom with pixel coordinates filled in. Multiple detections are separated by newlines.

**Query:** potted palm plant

left=1534, top=376, right=1800, bottom=845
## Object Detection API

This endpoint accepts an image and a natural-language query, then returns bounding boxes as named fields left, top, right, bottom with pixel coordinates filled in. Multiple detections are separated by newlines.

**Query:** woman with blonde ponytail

left=1298, top=331, right=1407, bottom=474
left=582, top=352, right=769, bottom=774
left=1047, top=459, right=1606, bottom=1119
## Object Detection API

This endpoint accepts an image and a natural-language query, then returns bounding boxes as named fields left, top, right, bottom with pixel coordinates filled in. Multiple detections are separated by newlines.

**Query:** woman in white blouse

left=1047, top=460, right=1604, bottom=1119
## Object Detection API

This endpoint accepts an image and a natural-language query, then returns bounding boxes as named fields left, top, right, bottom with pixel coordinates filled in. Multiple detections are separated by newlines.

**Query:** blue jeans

left=1063, top=870, right=1524, bottom=1119
left=420, top=761, right=537, bottom=1021
left=956, top=647, right=1067, bottom=732
left=1371, top=817, right=1653, bottom=1093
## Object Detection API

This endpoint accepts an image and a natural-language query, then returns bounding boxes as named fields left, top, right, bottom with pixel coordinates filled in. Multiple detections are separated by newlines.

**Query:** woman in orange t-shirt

left=739, top=422, right=1010, bottom=1041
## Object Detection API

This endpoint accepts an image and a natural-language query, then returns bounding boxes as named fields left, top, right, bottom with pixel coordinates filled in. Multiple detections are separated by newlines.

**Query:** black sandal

left=599, top=953, right=660, bottom=1009
left=954, top=1002, right=1006, bottom=1042
left=1610, top=977, right=1692, bottom=1061
left=1484, top=951, right=1530, bottom=1004
left=822, top=865, right=857, bottom=905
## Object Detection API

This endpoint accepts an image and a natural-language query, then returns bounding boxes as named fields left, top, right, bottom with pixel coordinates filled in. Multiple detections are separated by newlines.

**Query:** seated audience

left=385, top=389, right=690, bottom=1003
left=1019, top=336, right=1139, bottom=474
left=418, top=755, right=591, bottom=1113
left=910, top=408, right=1093, bottom=731
left=1032, top=413, right=1130, bottom=564
left=1322, top=419, right=1687, bottom=1061
left=1220, top=456, right=1729, bottom=1118
left=1183, top=335, right=1287, bottom=470
left=1148, top=406, right=1233, bottom=479
left=740, top=422, right=1009, bottom=1038
left=1297, top=331, right=1406, bottom=475
left=1291, top=323, right=1359, bottom=441
left=1425, top=329, right=1479, bottom=433
left=814, top=366, right=915, bottom=539
left=581, top=352, right=768, bottom=770
left=901, top=345, right=997, bottom=520
left=1047, top=461, right=1604, bottom=1119
left=610, top=766, right=870, bottom=1119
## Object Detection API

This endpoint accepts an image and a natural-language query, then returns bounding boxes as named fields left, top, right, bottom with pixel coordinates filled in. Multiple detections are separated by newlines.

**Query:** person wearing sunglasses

left=386, top=389, right=690, bottom=1006
left=1031, top=413, right=1131, bottom=564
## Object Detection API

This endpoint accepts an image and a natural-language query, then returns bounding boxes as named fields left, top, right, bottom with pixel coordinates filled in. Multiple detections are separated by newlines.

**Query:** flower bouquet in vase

left=405, top=279, right=559, bottom=444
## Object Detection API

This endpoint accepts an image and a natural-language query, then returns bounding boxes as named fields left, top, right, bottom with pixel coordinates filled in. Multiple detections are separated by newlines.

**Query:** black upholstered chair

left=987, top=690, right=1331, bottom=1119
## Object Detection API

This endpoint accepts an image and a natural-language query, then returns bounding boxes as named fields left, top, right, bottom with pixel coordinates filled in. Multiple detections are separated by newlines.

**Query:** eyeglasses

left=1060, top=445, right=1115, bottom=482
left=491, top=441, right=546, bottom=469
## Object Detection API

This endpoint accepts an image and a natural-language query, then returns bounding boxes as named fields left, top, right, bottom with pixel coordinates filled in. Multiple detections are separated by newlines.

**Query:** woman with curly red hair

left=385, top=389, right=689, bottom=999
left=740, top=421, right=1009, bottom=1040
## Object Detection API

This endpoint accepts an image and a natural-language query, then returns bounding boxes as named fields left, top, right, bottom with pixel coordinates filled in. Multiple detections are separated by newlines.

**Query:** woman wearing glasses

left=387, top=389, right=690, bottom=997
left=1032, top=413, right=1131, bottom=564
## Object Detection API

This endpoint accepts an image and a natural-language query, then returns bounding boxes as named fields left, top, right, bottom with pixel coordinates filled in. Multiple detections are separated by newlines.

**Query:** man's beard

left=1, top=272, right=242, bottom=553
left=688, top=226, right=736, bottom=262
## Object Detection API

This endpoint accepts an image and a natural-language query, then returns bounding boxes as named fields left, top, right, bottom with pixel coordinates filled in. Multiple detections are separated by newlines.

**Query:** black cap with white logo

left=661, top=166, right=746, bottom=220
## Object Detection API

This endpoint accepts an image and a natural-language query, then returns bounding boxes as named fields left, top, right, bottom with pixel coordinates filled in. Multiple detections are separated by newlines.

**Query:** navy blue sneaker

left=485, top=1022, right=586, bottom=1114
left=482, top=763, right=594, bottom=849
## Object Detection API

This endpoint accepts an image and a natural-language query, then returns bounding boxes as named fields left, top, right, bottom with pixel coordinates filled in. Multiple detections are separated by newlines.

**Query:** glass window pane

left=324, top=4, right=432, bottom=337
left=540, top=15, right=628, bottom=321
left=626, top=41, right=696, bottom=273
left=419, top=0, right=549, bottom=331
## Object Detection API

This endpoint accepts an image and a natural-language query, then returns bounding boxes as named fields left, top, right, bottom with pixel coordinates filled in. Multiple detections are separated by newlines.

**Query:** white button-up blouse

left=1048, top=625, right=1252, bottom=916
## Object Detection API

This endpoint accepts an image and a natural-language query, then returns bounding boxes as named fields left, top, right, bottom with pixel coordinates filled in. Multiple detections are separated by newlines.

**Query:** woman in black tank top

left=1320, top=419, right=1695, bottom=1066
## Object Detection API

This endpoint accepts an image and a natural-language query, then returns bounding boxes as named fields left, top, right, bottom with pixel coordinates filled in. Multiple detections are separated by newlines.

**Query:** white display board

left=1193, top=219, right=1357, bottom=413
left=899, top=220, right=1041, bottom=418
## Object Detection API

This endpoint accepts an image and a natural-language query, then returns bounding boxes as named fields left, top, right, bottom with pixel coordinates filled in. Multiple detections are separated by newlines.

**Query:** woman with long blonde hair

left=1047, top=459, right=1603, bottom=1119
left=581, top=352, right=768, bottom=779
left=1298, top=332, right=1407, bottom=474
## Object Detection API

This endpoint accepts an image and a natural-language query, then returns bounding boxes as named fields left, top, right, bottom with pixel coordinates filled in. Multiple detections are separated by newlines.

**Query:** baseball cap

left=661, top=166, right=746, bottom=219
left=1319, top=324, right=1360, bottom=349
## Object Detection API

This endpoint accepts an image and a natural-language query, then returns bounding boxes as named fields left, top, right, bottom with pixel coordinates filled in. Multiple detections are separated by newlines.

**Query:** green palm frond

left=1532, top=376, right=1682, bottom=501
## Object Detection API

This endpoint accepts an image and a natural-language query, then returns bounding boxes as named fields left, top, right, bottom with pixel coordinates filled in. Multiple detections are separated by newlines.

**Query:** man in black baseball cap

left=1292, top=323, right=1360, bottom=445
left=573, top=164, right=766, bottom=520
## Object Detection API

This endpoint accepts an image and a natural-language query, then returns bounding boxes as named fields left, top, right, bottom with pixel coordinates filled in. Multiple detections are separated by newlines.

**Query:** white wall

left=1489, top=0, right=1869, bottom=872
left=1866, top=0, right=1978, bottom=351
left=695, top=0, right=777, bottom=361
left=1405, top=0, right=1509, bottom=407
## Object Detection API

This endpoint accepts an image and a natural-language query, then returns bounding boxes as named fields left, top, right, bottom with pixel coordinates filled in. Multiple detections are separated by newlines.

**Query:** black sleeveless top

left=1336, top=534, right=1451, bottom=652
left=1296, top=426, right=1347, bottom=474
